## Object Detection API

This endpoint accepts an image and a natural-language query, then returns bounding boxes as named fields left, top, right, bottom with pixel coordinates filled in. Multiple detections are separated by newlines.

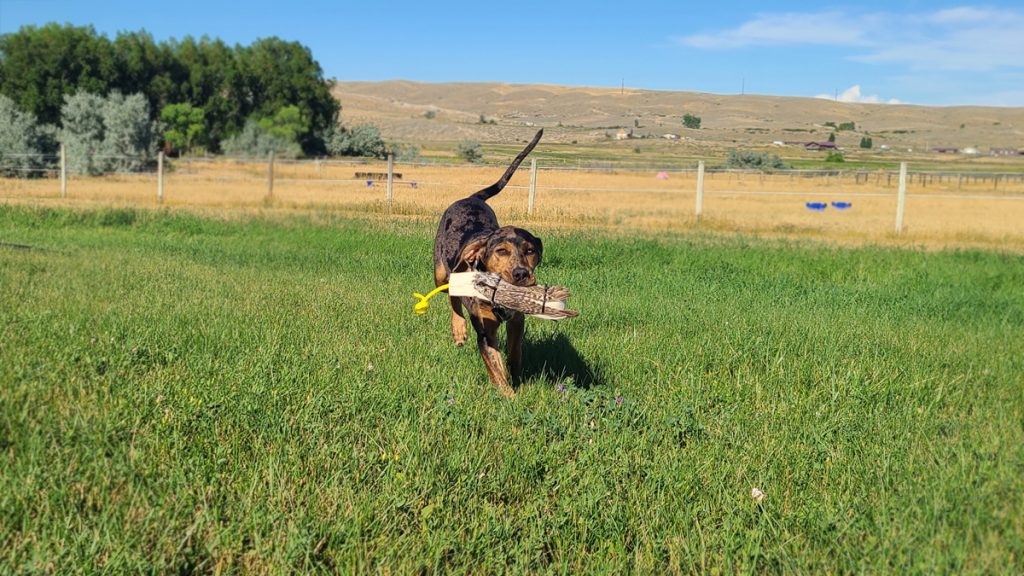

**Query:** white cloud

left=678, top=6, right=1024, bottom=73
left=814, top=85, right=902, bottom=104
left=679, top=11, right=869, bottom=48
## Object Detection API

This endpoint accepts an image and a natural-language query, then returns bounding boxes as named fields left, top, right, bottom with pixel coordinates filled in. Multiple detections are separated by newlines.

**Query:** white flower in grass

left=367, top=362, right=374, bottom=371
left=751, top=487, right=765, bottom=503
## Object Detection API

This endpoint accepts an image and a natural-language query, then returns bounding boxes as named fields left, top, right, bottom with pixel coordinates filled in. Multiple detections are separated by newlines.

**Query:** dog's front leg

left=471, top=315, right=514, bottom=397
left=449, top=295, right=468, bottom=347
left=506, top=312, right=525, bottom=384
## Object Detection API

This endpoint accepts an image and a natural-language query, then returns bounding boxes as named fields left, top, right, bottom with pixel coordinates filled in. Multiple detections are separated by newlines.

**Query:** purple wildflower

left=446, top=397, right=455, bottom=405
left=556, top=383, right=566, bottom=393
left=615, top=395, right=624, bottom=406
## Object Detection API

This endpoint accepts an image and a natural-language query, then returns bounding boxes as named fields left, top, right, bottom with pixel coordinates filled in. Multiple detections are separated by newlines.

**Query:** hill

left=332, top=80, right=1024, bottom=154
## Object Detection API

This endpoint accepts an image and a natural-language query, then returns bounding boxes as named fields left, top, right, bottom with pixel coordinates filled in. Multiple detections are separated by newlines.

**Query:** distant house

left=932, top=147, right=959, bottom=154
left=961, top=147, right=980, bottom=156
left=615, top=127, right=633, bottom=140
left=804, top=142, right=838, bottom=151
left=990, top=148, right=1022, bottom=157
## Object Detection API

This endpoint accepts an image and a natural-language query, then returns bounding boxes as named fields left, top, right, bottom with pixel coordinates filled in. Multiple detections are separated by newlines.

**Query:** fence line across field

left=7, top=146, right=1024, bottom=238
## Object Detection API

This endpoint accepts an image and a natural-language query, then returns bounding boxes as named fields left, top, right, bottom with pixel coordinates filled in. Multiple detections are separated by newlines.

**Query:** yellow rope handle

left=412, top=284, right=449, bottom=314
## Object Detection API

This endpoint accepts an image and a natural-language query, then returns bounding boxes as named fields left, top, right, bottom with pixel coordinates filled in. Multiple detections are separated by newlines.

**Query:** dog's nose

left=512, top=267, right=531, bottom=284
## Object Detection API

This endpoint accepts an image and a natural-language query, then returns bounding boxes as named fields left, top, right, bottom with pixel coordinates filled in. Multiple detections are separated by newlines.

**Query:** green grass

left=2, top=205, right=1022, bottom=574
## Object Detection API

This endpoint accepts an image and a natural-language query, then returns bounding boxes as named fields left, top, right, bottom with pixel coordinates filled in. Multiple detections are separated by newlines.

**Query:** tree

left=0, top=94, right=57, bottom=177
left=237, top=37, right=339, bottom=155
left=2, top=26, right=338, bottom=156
left=160, top=103, right=206, bottom=155
left=859, top=136, right=873, bottom=149
left=828, top=132, right=836, bottom=143
left=825, top=151, right=845, bottom=163
left=258, top=105, right=306, bottom=143
left=683, top=113, right=702, bottom=129
left=0, top=24, right=117, bottom=126
left=457, top=141, right=483, bottom=163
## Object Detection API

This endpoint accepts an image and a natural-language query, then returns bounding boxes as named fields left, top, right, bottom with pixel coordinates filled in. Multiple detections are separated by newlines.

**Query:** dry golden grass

left=3, top=158, right=1023, bottom=251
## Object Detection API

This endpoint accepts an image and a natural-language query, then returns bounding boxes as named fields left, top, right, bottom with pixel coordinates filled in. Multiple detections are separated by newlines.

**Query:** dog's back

left=434, top=129, right=543, bottom=276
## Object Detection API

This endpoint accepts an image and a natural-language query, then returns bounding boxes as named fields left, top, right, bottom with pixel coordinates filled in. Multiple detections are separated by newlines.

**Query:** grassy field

left=1, top=205, right=1023, bottom=573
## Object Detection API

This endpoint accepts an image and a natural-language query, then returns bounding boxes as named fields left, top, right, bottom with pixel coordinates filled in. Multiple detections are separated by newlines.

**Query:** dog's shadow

left=522, top=333, right=605, bottom=389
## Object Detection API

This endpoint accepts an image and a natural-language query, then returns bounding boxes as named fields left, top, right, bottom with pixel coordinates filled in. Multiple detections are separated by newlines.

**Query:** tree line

left=0, top=23, right=350, bottom=165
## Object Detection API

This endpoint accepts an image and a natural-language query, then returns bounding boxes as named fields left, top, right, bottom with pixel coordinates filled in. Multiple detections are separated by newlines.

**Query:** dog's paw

left=452, top=317, right=467, bottom=347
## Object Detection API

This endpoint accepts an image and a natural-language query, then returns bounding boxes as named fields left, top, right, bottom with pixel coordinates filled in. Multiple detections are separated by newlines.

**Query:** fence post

left=695, top=160, right=705, bottom=221
left=528, top=158, right=537, bottom=216
left=386, top=154, right=394, bottom=213
left=266, top=151, right=275, bottom=201
left=60, top=144, right=67, bottom=198
left=157, top=151, right=164, bottom=204
left=895, top=162, right=907, bottom=234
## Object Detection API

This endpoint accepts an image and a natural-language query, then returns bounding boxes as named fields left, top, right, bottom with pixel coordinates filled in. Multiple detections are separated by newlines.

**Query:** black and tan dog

left=433, top=129, right=545, bottom=397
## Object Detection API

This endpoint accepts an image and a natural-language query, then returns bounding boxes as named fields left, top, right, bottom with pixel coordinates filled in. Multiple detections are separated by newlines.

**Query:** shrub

left=325, top=124, right=386, bottom=159
left=682, top=113, right=702, bottom=129
left=0, top=94, right=57, bottom=177
left=59, top=91, right=155, bottom=175
left=825, top=151, right=845, bottom=163
left=389, top=143, right=420, bottom=162
left=424, top=110, right=436, bottom=120
left=726, top=149, right=787, bottom=171
left=456, top=141, right=483, bottom=163
left=221, top=120, right=301, bottom=159
left=837, top=121, right=856, bottom=131
left=99, top=92, right=155, bottom=173
left=60, top=92, right=107, bottom=175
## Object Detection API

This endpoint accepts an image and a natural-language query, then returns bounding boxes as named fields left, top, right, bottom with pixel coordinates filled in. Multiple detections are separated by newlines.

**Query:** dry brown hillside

left=332, top=80, right=1024, bottom=153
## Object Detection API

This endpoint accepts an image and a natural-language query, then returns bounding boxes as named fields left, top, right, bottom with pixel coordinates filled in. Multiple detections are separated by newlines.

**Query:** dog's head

left=459, top=226, right=543, bottom=286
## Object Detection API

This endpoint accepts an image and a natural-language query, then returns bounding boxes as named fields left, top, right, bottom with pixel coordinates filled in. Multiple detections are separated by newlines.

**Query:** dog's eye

left=524, top=248, right=535, bottom=255
left=495, top=248, right=510, bottom=257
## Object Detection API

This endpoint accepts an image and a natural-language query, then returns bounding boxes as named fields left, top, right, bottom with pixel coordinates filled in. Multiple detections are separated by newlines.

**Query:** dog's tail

left=470, top=129, right=543, bottom=202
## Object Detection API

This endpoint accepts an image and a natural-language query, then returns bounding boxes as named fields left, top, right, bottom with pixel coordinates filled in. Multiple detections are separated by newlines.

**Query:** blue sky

left=2, top=0, right=1023, bottom=107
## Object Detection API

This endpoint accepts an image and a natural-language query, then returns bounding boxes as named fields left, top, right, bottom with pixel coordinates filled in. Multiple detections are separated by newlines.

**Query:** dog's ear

left=532, top=236, right=543, bottom=265
left=454, top=237, right=488, bottom=272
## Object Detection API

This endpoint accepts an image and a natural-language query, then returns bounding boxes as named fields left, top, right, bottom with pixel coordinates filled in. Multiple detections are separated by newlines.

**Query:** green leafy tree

left=238, top=37, right=339, bottom=154
left=859, top=136, right=873, bottom=149
left=828, top=132, right=836, bottom=143
left=0, top=24, right=117, bottom=126
left=825, top=151, right=845, bottom=163
left=837, top=121, right=856, bottom=131
left=160, top=103, right=206, bottom=155
left=682, top=113, right=702, bottom=129
left=258, top=105, right=306, bottom=143
left=457, top=141, right=483, bottom=163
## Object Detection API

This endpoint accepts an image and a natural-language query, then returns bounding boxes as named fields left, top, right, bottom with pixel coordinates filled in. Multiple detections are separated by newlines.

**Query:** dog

left=433, top=129, right=545, bottom=397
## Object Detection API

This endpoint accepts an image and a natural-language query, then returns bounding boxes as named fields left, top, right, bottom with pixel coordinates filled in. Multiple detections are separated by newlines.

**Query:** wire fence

left=3, top=150, right=1024, bottom=243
